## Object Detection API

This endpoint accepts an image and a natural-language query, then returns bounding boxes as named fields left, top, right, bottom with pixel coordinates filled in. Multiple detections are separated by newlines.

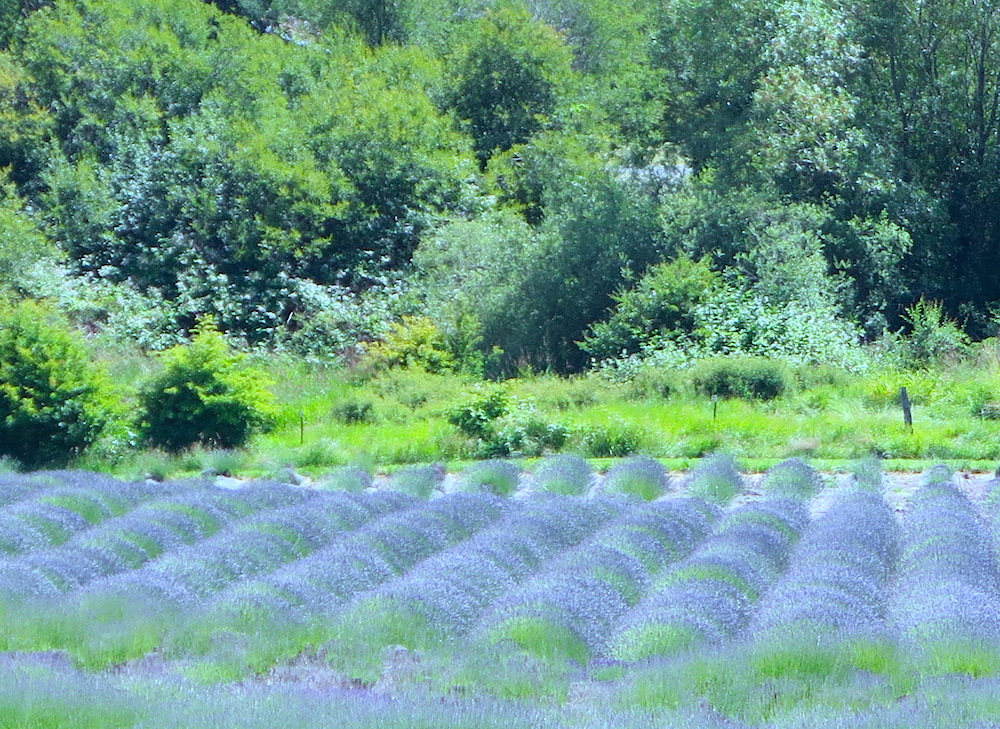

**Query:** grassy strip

left=65, top=353, right=1000, bottom=479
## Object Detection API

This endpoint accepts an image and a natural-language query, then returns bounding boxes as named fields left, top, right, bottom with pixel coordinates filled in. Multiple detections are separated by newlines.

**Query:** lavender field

left=3, top=458, right=1000, bottom=728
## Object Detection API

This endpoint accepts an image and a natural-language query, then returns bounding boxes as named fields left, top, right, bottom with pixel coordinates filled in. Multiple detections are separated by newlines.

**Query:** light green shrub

left=137, top=321, right=276, bottom=452
left=690, top=356, right=789, bottom=401
left=0, top=299, right=112, bottom=468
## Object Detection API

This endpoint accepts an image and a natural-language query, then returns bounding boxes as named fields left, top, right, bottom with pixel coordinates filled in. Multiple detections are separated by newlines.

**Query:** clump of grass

left=331, top=398, right=377, bottom=425
left=690, top=356, right=789, bottom=401
left=387, top=463, right=446, bottom=498
left=457, top=460, right=522, bottom=496
left=686, top=452, right=743, bottom=505
left=922, top=463, right=954, bottom=485
left=603, top=456, right=670, bottom=501
left=442, top=643, right=572, bottom=701
left=574, top=418, right=648, bottom=458
left=122, top=450, right=180, bottom=482
left=532, top=454, right=593, bottom=496
left=852, top=456, right=884, bottom=492
left=481, top=615, right=590, bottom=665
left=320, top=466, right=372, bottom=492
left=292, top=438, right=344, bottom=470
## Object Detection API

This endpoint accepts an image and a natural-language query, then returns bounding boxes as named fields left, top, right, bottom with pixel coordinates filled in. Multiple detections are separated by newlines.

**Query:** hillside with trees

left=2, top=0, right=1000, bottom=469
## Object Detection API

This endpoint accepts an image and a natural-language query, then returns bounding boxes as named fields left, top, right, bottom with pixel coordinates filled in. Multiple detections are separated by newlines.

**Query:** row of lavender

left=0, top=457, right=746, bottom=668
left=3, top=461, right=1000, bottom=677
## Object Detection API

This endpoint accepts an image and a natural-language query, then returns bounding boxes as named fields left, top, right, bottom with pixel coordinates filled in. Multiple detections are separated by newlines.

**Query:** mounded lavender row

left=0, top=473, right=55, bottom=509
left=892, top=475, right=1000, bottom=646
left=751, top=488, right=898, bottom=641
left=0, top=481, right=319, bottom=602
left=474, top=497, right=718, bottom=662
left=760, top=459, right=824, bottom=501
left=164, top=492, right=512, bottom=659
left=74, top=489, right=431, bottom=611
left=601, top=456, right=672, bottom=501
left=606, top=496, right=808, bottom=660
left=336, top=496, right=630, bottom=653
left=686, top=452, right=745, bottom=506
left=0, top=475, right=174, bottom=557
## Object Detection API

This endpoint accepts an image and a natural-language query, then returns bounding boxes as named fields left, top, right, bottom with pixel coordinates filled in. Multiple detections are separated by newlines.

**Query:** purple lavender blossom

left=602, top=456, right=671, bottom=501
left=458, top=460, right=523, bottom=496
left=751, top=489, right=898, bottom=640
left=532, top=454, right=594, bottom=496
left=760, top=458, right=824, bottom=500
left=606, top=497, right=809, bottom=660
left=893, top=481, right=1000, bottom=644
left=686, top=453, right=745, bottom=505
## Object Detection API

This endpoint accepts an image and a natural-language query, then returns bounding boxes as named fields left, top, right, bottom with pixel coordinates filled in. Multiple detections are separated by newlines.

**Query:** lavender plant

left=751, top=489, right=898, bottom=643
left=0, top=502, right=90, bottom=554
left=686, top=453, right=744, bottom=505
left=316, top=498, right=627, bottom=680
left=474, top=498, right=714, bottom=662
left=320, top=466, right=373, bottom=492
left=164, top=494, right=509, bottom=673
left=893, top=479, right=1000, bottom=661
left=532, top=454, right=594, bottom=496
left=603, top=456, right=671, bottom=501
left=0, top=483, right=380, bottom=663
left=389, top=463, right=447, bottom=498
left=760, top=458, right=824, bottom=501
left=458, top=459, right=523, bottom=496
left=851, top=457, right=885, bottom=493
left=606, top=497, right=809, bottom=661
left=0, top=474, right=52, bottom=508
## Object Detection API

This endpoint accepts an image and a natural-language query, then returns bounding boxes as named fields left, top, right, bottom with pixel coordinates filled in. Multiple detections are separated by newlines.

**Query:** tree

left=854, top=0, right=1000, bottom=329
left=582, top=255, right=719, bottom=361
left=650, top=0, right=774, bottom=169
left=446, top=6, right=575, bottom=166
left=420, top=144, right=663, bottom=373
left=0, top=176, right=55, bottom=297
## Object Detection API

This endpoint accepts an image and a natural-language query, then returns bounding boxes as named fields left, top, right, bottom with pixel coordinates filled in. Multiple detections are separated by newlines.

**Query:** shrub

left=603, top=456, right=670, bottom=500
left=388, top=463, right=446, bottom=498
left=448, top=388, right=510, bottom=440
left=760, top=458, right=823, bottom=500
left=450, top=389, right=568, bottom=457
left=624, top=368, right=676, bottom=400
left=459, top=460, right=522, bottom=496
left=363, top=316, right=458, bottom=374
left=895, top=298, right=970, bottom=368
left=532, top=454, right=593, bottom=495
left=582, top=255, right=719, bottom=361
left=0, top=299, right=112, bottom=468
left=687, top=453, right=743, bottom=505
left=575, top=419, right=646, bottom=457
left=331, top=398, right=376, bottom=425
left=488, top=414, right=570, bottom=458
left=137, top=321, right=276, bottom=451
left=690, top=357, right=788, bottom=401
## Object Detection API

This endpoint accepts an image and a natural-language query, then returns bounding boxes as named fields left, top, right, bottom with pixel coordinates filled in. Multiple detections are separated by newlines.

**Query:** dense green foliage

left=0, top=299, right=111, bottom=467
left=137, top=321, right=276, bottom=451
left=0, top=0, right=992, bottom=370
left=1, top=0, right=1000, bottom=467
left=690, top=357, right=789, bottom=401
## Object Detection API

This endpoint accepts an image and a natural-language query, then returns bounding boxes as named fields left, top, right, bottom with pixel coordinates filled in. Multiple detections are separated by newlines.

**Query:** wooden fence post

left=900, top=387, right=913, bottom=431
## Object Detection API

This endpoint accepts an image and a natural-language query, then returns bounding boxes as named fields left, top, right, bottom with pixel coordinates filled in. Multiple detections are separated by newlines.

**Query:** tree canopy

left=0, top=0, right=996, bottom=371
